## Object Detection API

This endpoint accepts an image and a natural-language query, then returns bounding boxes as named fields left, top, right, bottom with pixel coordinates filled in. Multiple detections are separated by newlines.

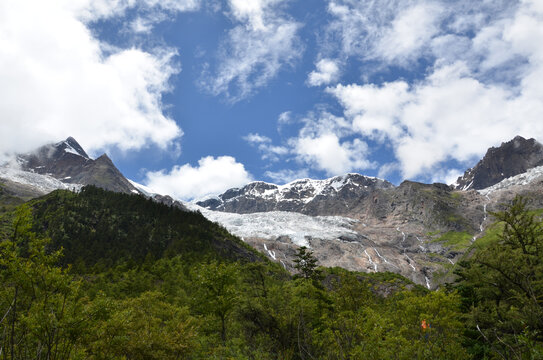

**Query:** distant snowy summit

left=196, top=173, right=394, bottom=215
left=455, top=136, right=543, bottom=191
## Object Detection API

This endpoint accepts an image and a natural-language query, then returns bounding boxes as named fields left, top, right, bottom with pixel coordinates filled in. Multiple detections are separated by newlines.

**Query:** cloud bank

left=0, top=0, right=195, bottom=157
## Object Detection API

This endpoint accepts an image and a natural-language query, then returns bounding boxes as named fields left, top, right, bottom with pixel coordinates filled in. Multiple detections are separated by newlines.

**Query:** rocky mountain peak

left=455, top=136, right=543, bottom=191
left=63, top=136, right=89, bottom=159
left=196, top=173, right=394, bottom=215
left=13, top=137, right=137, bottom=194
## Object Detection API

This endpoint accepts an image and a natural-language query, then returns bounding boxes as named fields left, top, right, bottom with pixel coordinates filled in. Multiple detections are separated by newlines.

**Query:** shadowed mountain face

left=16, top=137, right=137, bottom=194
left=455, top=136, right=543, bottom=190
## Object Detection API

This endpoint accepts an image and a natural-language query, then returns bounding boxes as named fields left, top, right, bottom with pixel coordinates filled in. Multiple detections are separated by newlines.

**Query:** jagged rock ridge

left=455, top=136, right=543, bottom=190
left=197, top=174, right=394, bottom=215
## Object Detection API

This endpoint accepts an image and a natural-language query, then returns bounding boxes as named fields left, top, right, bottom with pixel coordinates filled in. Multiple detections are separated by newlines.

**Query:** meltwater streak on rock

left=364, top=249, right=377, bottom=272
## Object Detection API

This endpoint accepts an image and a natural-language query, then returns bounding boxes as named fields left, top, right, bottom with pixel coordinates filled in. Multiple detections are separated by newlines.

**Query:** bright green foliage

left=433, top=231, right=473, bottom=250
left=84, top=291, right=198, bottom=359
left=193, top=261, right=240, bottom=345
left=0, top=205, right=88, bottom=359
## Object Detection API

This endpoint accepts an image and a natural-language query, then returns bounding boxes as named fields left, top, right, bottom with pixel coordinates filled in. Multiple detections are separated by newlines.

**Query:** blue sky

left=2, top=0, right=543, bottom=200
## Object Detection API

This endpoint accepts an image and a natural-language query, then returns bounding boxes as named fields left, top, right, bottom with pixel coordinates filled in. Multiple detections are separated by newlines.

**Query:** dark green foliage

left=293, top=246, right=321, bottom=280
left=28, top=186, right=261, bottom=268
left=455, top=196, right=543, bottom=359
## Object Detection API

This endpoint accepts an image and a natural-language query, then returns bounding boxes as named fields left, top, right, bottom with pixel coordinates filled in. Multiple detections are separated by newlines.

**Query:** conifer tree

left=293, top=246, right=321, bottom=280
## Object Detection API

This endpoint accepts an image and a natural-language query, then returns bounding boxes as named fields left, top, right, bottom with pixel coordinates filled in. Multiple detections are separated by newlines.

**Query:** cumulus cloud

left=264, top=168, right=309, bottom=184
left=327, top=81, right=410, bottom=141
left=290, top=133, right=373, bottom=176
left=376, top=3, right=443, bottom=64
left=200, top=0, right=302, bottom=101
left=144, top=156, right=253, bottom=200
left=329, top=59, right=538, bottom=178
left=0, top=0, right=200, bottom=157
left=246, top=110, right=376, bottom=177
left=307, top=58, right=340, bottom=86
left=244, top=133, right=289, bottom=161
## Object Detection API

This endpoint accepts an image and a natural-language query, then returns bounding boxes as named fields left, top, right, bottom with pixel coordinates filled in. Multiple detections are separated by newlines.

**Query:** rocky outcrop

left=455, top=136, right=543, bottom=190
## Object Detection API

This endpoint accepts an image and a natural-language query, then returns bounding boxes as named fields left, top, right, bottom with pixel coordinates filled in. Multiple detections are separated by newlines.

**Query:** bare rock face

left=455, top=136, right=543, bottom=190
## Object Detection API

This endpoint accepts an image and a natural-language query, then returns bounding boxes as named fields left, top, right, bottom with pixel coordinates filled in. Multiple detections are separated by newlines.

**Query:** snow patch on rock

left=478, top=165, right=543, bottom=195
left=0, top=166, right=82, bottom=193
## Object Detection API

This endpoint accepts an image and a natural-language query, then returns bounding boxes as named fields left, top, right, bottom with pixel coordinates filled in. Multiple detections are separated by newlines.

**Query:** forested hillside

left=0, top=187, right=542, bottom=359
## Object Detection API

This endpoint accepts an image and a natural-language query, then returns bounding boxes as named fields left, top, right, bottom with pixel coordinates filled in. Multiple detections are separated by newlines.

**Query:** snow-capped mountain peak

left=57, top=136, right=89, bottom=159
left=196, top=173, right=394, bottom=215
left=2, top=137, right=137, bottom=195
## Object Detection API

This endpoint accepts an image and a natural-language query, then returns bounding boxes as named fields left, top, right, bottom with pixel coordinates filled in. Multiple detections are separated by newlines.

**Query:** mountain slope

left=28, top=186, right=262, bottom=267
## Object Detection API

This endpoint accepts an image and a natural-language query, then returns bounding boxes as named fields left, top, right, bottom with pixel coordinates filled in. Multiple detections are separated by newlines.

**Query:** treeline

left=0, top=187, right=542, bottom=359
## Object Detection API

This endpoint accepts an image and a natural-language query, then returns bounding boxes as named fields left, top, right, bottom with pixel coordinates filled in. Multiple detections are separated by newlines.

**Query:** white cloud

left=323, top=0, right=517, bottom=69
left=431, top=168, right=463, bottom=186
left=329, top=60, right=532, bottom=179
left=307, top=58, right=340, bottom=86
left=325, top=0, right=443, bottom=66
left=298, top=111, right=352, bottom=139
left=291, top=133, right=373, bottom=175
left=264, top=168, right=309, bottom=184
left=79, top=0, right=201, bottom=20
left=244, top=133, right=288, bottom=161
left=278, top=111, right=293, bottom=125
left=376, top=3, right=443, bottom=64
left=0, top=0, right=201, bottom=157
left=377, top=162, right=399, bottom=180
left=130, top=17, right=156, bottom=33
left=328, top=81, right=411, bottom=141
left=123, top=1, right=201, bottom=34
left=201, top=0, right=302, bottom=101
left=144, top=156, right=253, bottom=200
left=228, top=0, right=282, bottom=31
left=316, top=0, right=543, bottom=183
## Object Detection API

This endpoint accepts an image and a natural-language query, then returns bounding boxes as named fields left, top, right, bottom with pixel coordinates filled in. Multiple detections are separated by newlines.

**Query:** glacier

left=184, top=202, right=359, bottom=247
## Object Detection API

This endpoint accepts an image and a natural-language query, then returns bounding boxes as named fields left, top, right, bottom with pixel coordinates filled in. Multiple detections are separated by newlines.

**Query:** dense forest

left=0, top=186, right=542, bottom=359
